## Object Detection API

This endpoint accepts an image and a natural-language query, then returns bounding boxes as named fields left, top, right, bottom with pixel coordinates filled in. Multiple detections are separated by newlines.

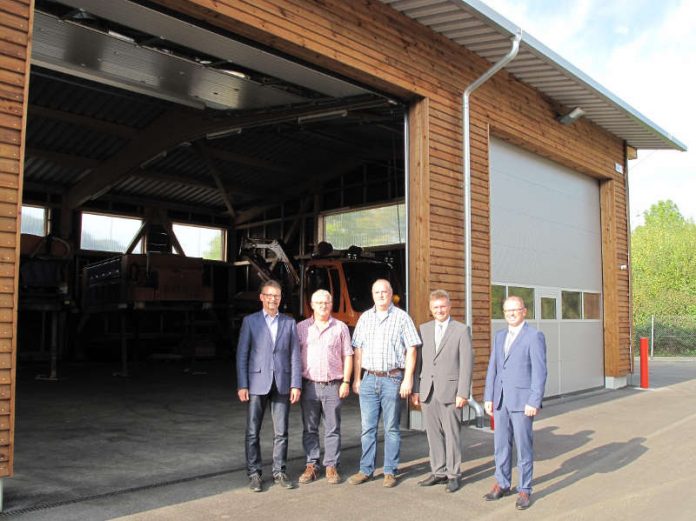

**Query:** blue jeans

left=358, top=372, right=402, bottom=476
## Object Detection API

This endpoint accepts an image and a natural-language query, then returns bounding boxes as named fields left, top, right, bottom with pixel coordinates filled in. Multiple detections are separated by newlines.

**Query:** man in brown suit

left=412, top=289, right=473, bottom=493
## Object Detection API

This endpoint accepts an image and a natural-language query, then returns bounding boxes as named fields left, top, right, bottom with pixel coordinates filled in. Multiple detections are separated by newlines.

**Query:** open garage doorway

left=10, top=0, right=408, bottom=512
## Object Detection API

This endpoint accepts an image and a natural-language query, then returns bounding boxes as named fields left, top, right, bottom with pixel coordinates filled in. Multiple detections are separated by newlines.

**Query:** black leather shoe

left=418, top=474, right=448, bottom=486
left=249, top=474, right=262, bottom=492
left=274, top=472, right=295, bottom=489
left=445, top=478, right=460, bottom=493
left=483, top=483, right=510, bottom=501
left=516, top=492, right=531, bottom=510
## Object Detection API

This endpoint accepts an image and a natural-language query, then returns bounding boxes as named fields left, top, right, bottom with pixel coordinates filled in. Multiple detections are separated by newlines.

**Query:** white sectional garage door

left=490, top=138, right=604, bottom=396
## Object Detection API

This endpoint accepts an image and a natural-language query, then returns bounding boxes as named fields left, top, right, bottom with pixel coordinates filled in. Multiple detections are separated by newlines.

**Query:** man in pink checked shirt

left=296, top=289, right=354, bottom=485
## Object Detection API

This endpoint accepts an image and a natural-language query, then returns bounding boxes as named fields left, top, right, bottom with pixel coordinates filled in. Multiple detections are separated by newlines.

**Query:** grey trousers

left=421, top=392, right=462, bottom=479
left=301, top=380, right=342, bottom=468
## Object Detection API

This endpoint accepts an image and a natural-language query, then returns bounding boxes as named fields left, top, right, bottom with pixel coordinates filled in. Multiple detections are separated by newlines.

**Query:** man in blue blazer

left=483, top=296, right=547, bottom=510
left=236, top=280, right=302, bottom=492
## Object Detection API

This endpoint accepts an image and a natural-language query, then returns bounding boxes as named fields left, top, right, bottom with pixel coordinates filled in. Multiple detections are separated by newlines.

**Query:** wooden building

left=0, top=0, right=685, bottom=496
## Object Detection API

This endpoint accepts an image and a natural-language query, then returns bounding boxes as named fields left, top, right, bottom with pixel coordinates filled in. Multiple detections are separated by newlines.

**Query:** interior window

left=21, top=205, right=48, bottom=236
left=80, top=212, right=143, bottom=253
left=172, top=223, right=226, bottom=260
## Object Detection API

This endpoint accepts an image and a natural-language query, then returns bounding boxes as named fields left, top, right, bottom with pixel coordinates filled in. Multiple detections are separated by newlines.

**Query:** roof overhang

left=381, top=0, right=686, bottom=151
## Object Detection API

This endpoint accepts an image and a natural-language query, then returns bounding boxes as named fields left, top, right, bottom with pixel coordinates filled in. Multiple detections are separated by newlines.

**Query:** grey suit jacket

left=414, top=319, right=473, bottom=404
left=236, top=310, right=302, bottom=395
left=483, top=322, right=547, bottom=411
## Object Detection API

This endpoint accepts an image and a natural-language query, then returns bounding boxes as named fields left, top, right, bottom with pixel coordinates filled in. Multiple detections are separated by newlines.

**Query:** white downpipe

left=463, top=32, right=521, bottom=329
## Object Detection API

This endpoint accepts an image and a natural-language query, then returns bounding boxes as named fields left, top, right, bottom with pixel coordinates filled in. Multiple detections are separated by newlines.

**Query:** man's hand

left=238, top=388, right=249, bottom=402
left=484, top=400, right=493, bottom=416
left=411, top=393, right=420, bottom=407
left=352, top=379, right=361, bottom=395
left=339, top=382, right=350, bottom=399
left=455, top=396, right=468, bottom=409
left=290, top=388, right=301, bottom=404
left=524, top=404, right=538, bottom=417
left=399, top=377, right=413, bottom=398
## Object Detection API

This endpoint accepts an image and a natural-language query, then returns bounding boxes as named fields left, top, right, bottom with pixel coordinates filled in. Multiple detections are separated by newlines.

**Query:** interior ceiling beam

left=204, top=145, right=291, bottom=174
left=194, top=141, right=236, bottom=219
left=234, top=157, right=365, bottom=224
left=63, top=95, right=388, bottom=210
left=26, top=147, right=101, bottom=170
left=29, top=104, right=139, bottom=139
left=128, top=169, right=257, bottom=198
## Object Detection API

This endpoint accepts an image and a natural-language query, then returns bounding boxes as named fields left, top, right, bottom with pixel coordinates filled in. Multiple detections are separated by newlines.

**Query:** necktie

left=435, top=323, right=443, bottom=351
left=504, top=330, right=515, bottom=357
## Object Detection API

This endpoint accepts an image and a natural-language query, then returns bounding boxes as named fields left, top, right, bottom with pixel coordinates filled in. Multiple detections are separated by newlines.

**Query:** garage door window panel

left=508, top=286, right=535, bottom=319
left=562, top=290, right=582, bottom=319
left=583, top=292, right=601, bottom=320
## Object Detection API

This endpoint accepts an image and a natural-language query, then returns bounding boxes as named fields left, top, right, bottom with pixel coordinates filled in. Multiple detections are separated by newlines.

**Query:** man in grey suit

left=412, top=289, right=473, bottom=493
left=483, top=295, right=547, bottom=510
left=236, top=279, right=302, bottom=492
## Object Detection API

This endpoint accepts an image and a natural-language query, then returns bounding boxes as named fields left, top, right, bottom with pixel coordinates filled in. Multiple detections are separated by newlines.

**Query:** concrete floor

left=3, top=358, right=696, bottom=520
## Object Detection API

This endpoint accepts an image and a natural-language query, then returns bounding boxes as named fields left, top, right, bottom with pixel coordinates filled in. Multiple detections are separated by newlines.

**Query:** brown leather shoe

left=483, top=483, right=510, bottom=501
left=383, top=473, right=397, bottom=488
left=348, top=471, right=372, bottom=485
left=516, top=492, right=531, bottom=510
left=298, top=464, right=317, bottom=484
left=326, top=466, right=342, bottom=484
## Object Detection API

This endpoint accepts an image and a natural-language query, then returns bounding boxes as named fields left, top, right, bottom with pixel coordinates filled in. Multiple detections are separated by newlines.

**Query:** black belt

left=303, top=378, right=341, bottom=385
left=365, top=368, right=403, bottom=377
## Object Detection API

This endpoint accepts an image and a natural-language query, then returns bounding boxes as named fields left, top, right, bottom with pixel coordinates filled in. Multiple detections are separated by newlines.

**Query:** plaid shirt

left=297, top=316, right=353, bottom=382
left=352, top=305, right=421, bottom=371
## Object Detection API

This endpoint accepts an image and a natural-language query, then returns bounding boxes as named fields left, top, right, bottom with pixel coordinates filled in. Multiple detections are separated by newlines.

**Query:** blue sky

left=479, top=0, right=694, bottom=227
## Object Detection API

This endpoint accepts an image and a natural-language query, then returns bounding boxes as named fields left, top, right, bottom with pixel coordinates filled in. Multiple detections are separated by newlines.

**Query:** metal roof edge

left=457, top=0, right=687, bottom=152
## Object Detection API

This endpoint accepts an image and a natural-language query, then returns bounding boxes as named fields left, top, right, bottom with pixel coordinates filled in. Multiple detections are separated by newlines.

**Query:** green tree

left=631, top=200, right=696, bottom=325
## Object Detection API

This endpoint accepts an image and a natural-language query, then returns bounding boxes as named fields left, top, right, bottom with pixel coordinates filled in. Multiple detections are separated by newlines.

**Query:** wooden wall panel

left=0, top=0, right=32, bottom=478
left=149, top=0, right=634, bottom=393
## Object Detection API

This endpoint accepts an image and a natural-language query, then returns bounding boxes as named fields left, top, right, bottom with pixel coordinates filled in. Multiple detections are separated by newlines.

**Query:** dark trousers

left=245, top=383, right=290, bottom=477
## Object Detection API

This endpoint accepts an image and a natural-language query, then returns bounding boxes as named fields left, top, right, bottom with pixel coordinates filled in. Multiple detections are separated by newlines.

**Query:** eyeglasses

left=312, top=301, right=331, bottom=306
left=262, top=293, right=281, bottom=299
left=503, top=308, right=524, bottom=314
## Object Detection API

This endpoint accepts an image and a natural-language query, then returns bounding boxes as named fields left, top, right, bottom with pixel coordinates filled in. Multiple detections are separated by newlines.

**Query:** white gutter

left=463, top=31, right=521, bottom=330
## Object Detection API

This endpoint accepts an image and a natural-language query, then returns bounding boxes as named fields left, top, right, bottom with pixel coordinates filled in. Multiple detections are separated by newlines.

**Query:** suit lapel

left=434, top=321, right=452, bottom=359
left=257, top=311, right=274, bottom=348
left=504, top=323, right=528, bottom=360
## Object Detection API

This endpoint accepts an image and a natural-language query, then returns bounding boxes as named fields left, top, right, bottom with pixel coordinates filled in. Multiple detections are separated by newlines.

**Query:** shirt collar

left=309, top=316, right=334, bottom=328
left=371, top=304, right=394, bottom=314
left=263, top=311, right=279, bottom=321
left=508, top=321, right=525, bottom=335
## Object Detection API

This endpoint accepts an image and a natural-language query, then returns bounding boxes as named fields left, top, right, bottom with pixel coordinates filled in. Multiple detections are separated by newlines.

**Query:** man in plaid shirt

left=348, top=279, right=421, bottom=488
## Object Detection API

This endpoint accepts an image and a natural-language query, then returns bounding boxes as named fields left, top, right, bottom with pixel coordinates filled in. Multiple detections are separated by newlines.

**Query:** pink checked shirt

left=297, top=316, right=353, bottom=382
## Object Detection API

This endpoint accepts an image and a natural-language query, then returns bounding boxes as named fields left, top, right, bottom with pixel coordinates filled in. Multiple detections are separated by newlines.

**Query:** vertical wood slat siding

left=0, top=0, right=31, bottom=478
left=153, top=0, right=633, bottom=395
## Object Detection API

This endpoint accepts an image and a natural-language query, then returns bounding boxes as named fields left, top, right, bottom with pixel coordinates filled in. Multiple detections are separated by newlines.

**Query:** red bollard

left=639, top=337, right=649, bottom=389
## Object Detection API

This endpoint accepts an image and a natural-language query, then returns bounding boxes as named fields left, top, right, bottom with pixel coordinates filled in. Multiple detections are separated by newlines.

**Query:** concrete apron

left=114, top=360, right=696, bottom=521
left=6, top=359, right=696, bottom=520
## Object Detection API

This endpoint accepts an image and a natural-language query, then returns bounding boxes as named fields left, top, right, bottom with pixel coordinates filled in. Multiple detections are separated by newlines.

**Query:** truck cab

left=302, top=254, right=402, bottom=328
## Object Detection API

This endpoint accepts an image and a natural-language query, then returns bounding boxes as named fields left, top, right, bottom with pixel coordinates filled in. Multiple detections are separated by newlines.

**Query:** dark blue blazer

left=484, top=322, right=547, bottom=411
left=236, top=310, right=302, bottom=395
